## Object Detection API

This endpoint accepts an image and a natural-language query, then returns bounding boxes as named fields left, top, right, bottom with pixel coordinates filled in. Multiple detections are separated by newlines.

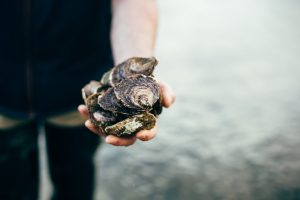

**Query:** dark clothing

left=45, top=124, right=100, bottom=200
left=0, top=0, right=114, bottom=119
left=0, top=1, right=112, bottom=199
left=0, top=122, right=101, bottom=200
left=0, top=122, right=39, bottom=200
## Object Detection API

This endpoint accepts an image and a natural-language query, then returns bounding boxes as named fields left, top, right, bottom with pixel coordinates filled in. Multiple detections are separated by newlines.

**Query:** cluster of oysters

left=82, top=57, right=162, bottom=137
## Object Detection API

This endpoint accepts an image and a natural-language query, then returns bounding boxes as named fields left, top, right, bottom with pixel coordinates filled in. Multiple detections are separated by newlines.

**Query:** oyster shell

left=98, top=87, right=143, bottom=115
left=114, top=74, right=159, bottom=111
left=86, top=93, right=117, bottom=127
left=101, top=57, right=158, bottom=86
left=151, top=97, right=163, bottom=117
left=105, top=112, right=156, bottom=137
left=82, top=57, right=162, bottom=137
left=82, top=81, right=101, bottom=104
left=98, top=88, right=125, bottom=113
left=82, top=81, right=108, bottom=104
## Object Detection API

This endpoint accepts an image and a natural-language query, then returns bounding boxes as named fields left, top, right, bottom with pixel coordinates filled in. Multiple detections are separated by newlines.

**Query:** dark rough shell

left=82, top=81, right=102, bottom=103
left=86, top=93, right=101, bottom=113
left=127, top=57, right=158, bottom=75
left=114, top=74, right=160, bottom=111
left=151, top=98, right=163, bottom=117
left=82, top=57, right=163, bottom=138
left=98, top=88, right=143, bottom=115
left=104, top=112, right=156, bottom=137
left=100, top=70, right=112, bottom=86
left=98, top=88, right=123, bottom=112
left=97, top=88, right=140, bottom=115
left=86, top=93, right=117, bottom=127
left=101, top=57, right=158, bottom=86
left=92, top=110, right=117, bottom=126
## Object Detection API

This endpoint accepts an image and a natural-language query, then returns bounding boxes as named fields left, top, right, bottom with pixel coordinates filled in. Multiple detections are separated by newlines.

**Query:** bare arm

left=79, top=0, right=175, bottom=146
left=111, top=0, right=158, bottom=64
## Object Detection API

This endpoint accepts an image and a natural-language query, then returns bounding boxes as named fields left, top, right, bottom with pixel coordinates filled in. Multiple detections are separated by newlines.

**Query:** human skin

left=78, top=0, right=175, bottom=146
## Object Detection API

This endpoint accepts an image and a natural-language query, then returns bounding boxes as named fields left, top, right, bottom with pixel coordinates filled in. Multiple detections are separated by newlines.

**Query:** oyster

left=105, top=112, right=156, bottom=137
left=114, top=74, right=159, bottom=111
left=82, top=81, right=108, bottom=103
left=82, top=81, right=101, bottom=104
left=101, top=57, right=158, bottom=86
left=86, top=93, right=117, bottom=127
left=82, top=57, right=162, bottom=137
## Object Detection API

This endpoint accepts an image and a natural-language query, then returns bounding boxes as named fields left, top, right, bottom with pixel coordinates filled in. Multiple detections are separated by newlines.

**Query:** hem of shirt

left=0, top=105, right=81, bottom=121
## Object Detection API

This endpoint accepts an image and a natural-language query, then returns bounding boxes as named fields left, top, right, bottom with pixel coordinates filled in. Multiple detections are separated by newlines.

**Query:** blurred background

left=41, top=0, right=300, bottom=199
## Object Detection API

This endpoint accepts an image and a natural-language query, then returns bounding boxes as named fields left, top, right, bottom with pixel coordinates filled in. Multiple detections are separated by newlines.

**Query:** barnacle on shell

left=82, top=57, right=162, bottom=137
left=105, top=112, right=156, bottom=137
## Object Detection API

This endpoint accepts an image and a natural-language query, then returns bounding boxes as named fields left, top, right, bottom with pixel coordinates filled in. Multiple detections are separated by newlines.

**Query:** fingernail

left=78, top=105, right=84, bottom=109
left=105, top=136, right=113, bottom=144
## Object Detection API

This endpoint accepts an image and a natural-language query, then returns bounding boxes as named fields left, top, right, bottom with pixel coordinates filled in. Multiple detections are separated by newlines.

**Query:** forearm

left=111, top=0, right=158, bottom=65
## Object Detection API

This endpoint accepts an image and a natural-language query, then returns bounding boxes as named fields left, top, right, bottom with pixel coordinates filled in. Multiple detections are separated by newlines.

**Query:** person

left=0, top=0, right=175, bottom=200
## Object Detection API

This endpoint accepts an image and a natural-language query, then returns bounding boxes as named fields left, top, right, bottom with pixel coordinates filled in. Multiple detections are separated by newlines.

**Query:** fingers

left=78, top=79, right=173, bottom=147
left=85, top=119, right=137, bottom=146
left=106, top=126, right=158, bottom=145
left=78, top=104, right=89, bottom=118
left=105, top=135, right=137, bottom=146
left=85, top=119, right=156, bottom=146
left=136, top=126, right=157, bottom=141
left=157, top=81, right=176, bottom=108
left=105, top=126, right=157, bottom=146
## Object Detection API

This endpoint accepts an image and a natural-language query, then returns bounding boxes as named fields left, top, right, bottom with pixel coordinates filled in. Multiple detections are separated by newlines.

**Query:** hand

left=78, top=81, right=176, bottom=147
